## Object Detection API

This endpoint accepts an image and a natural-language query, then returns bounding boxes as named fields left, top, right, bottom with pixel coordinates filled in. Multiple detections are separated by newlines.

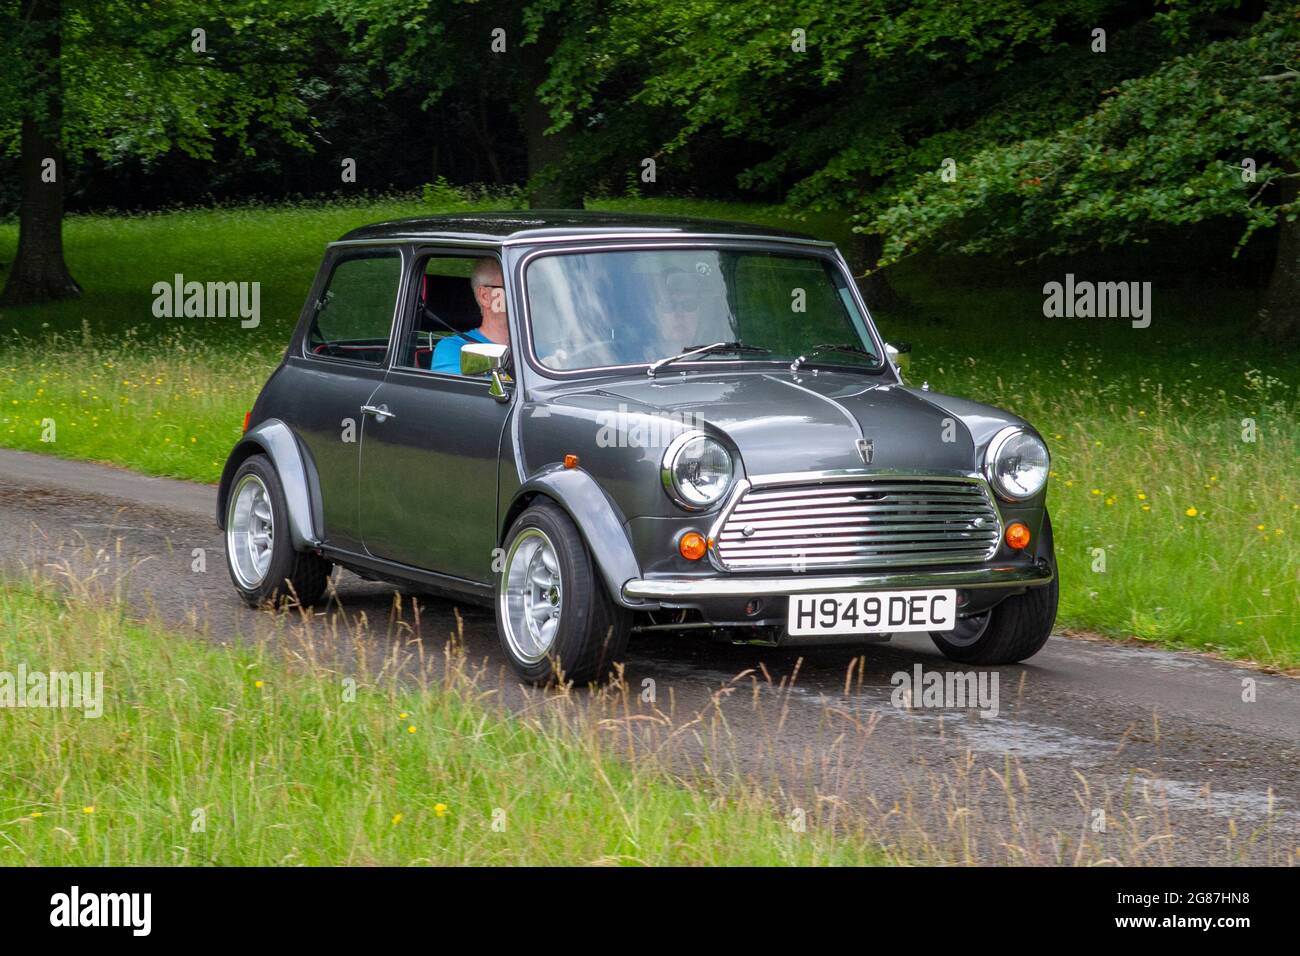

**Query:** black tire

left=930, top=511, right=1058, bottom=664
left=495, top=500, right=630, bottom=685
left=224, top=454, right=332, bottom=608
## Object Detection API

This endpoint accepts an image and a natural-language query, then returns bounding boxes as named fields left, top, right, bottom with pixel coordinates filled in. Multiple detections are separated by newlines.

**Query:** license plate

left=787, top=589, right=957, bottom=636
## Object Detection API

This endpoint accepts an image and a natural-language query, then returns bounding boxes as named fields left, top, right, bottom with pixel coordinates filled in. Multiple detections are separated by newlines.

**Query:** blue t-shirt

left=430, top=328, right=491, bottom=374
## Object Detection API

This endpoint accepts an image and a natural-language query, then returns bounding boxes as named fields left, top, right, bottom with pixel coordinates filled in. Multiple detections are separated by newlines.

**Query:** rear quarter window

left=306, top=251, right=403, bottom=364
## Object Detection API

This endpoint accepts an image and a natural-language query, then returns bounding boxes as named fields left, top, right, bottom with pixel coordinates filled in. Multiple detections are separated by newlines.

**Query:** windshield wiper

left=647, top=341, right=772, bottom=377
left=789, top=343, right=878, bottom=373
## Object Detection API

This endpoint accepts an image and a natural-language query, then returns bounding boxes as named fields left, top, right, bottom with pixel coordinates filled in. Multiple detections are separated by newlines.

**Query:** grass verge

left=0, top=581, right=888, bottom=865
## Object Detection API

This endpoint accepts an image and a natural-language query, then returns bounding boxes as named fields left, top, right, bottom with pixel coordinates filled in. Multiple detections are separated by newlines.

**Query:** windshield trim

left=516, top=239, right=889, bottom=381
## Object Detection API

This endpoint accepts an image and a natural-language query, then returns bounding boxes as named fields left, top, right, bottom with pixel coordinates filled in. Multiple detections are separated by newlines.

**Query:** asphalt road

left=0, top=447, right=1296, bottom=865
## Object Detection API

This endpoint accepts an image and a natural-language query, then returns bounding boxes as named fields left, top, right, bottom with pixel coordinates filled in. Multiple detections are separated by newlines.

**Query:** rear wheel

left=225, top=454, right=332, bottom=608
left=930, top=512, right=1058, bottom=664
left=496, top=500, right=629, bottom=685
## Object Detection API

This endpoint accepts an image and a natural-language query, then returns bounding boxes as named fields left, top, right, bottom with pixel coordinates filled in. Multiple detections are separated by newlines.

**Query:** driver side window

left=399, top=255, right=497, bottom=375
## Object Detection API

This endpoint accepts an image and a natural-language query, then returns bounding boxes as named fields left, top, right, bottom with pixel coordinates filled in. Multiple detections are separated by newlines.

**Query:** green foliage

left=0, top=1, right=324, bottom=163
left=876, top=10, right=1300, bottom=264
left=4, top=0, right=1295, bottom=273
left=421, top=176, right=525, bottom=208
left=565, top=0, right=1126, bottom=204
left=559, top=1, right=1298, bottom=270
left=323, top=0, right=607, bottom=199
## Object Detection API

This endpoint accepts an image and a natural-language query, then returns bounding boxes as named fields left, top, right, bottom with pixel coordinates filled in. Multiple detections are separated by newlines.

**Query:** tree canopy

left=2, top=0, right=1298, bottom=337
left=539, top=0, right=1299, bottom=337
left=0, top=0, right=323, bottom=303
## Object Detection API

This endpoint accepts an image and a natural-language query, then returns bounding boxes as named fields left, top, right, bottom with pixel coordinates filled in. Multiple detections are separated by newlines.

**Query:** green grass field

left=0, top=581, right=886, bottom=865
left=0, top=195, right=1296, bottom=667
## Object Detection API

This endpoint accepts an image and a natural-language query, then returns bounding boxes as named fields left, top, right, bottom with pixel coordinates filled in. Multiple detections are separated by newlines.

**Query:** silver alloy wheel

left=499, top=528, right=563, bottom=665
left=940, top=610, right=992, bottom=647
left=227, top=473, right=275, bottom=589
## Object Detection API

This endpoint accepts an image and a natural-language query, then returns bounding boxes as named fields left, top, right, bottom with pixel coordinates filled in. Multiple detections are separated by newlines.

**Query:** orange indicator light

left=1005, top=522, right=1031, bottom=550
left=679, top=531, right=707, bottom=561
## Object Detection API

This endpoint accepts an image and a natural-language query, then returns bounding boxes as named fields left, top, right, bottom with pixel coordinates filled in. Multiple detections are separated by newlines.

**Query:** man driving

left=430, top=258, right=509, bottom=374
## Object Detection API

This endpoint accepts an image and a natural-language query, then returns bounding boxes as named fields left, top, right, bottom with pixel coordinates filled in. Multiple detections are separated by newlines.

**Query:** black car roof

left=335, top=209, right=825, bottom=244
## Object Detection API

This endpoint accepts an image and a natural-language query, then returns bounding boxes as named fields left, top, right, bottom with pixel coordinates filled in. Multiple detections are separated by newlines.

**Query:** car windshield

left=525, top=248, right=881, bottom=372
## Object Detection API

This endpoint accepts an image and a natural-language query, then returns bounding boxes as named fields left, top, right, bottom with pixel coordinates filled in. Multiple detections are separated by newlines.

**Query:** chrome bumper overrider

left=622, top=561, right=1053, bottom=603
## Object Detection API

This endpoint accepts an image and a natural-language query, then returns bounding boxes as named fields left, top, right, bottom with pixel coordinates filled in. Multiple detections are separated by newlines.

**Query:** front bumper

left=622, top=560, right=1053, bottom=603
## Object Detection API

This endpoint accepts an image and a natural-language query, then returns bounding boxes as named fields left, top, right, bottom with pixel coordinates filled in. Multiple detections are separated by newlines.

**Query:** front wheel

left=496, top=500, right=630, bottom=685
left=225, top=454, right=333, bottom=608
left=930, top=512, right=1058, bottom=664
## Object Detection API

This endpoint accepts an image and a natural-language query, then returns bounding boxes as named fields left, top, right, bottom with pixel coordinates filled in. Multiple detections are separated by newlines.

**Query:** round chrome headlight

left=985, top=427, right=1050, bottom=501
left=662, top=432, right=734, bottom=509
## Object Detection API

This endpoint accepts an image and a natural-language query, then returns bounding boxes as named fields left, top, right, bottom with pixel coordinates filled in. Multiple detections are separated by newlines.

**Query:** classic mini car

left=218, top=212, right=1057, bottom=683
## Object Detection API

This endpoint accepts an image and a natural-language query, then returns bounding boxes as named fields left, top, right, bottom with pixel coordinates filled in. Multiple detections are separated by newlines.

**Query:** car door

left=358, top=251, right=512, bottom=582
left=289, top=246, right=405, bottom=552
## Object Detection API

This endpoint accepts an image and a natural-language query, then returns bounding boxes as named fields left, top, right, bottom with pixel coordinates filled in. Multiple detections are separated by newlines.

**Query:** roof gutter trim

left=329, top=231, right=835, bottom=249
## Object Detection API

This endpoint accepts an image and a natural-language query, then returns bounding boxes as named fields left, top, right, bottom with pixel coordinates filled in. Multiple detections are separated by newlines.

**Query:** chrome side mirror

left=885, top=341, right=912, bottom=377
left=460, top=342, right=512, bottom=403
left=460, top=342, right=508, bottom=376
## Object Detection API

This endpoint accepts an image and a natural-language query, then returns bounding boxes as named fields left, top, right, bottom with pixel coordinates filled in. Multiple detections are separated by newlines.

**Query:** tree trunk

left=842, top=230, right=911, bottom=316
left=1258, top=176, right=1299, bottom=345
left=520, top=95, right=582, bottom=208
left=0, top=0, right=80, bottom=308
left=518, top=39, right=582, bottom=209
left=474, top=91, right=505, bottom=185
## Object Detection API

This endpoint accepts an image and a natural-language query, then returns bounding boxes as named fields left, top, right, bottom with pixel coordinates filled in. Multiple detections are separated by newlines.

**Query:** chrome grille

left=713, top=477, right=1000, bottom=571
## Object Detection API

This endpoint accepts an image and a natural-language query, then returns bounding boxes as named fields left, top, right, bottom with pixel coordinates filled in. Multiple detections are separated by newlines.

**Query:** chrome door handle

left=361, top=403, right=395, bottom=422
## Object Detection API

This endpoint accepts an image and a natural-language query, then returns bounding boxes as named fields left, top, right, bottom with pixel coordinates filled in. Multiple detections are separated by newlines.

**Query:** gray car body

left=217, top=212, right=1053, bottom=632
